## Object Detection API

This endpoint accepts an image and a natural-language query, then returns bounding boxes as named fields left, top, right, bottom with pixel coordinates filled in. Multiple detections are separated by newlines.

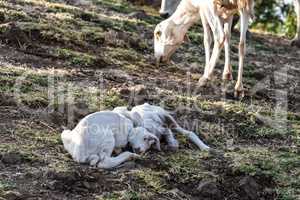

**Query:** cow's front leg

left=291, top=0, right=300, bottom=47
left=199, top=14, right=224, bottom=86
left=234, top=11, right=250, bottom=98
left=204, top=28, right=225, bottom=82
left=222, top=17, right=233, bottom=82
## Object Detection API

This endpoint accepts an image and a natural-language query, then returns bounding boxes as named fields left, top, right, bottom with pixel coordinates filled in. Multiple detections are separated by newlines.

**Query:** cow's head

left=154, top=19, right=190, bottom=66
left=159, top=0, right=181, bottom=18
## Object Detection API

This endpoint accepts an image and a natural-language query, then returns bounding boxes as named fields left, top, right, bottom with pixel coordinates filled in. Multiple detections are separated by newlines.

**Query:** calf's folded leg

left=88, top=154, right=101, bottom=166
left=164, top=129, right=179, bottom=150
left=165, top=115, right=210, bottom=150
left=97, top=152, right=140, bottom=169
left=173, top=127, right=210, bottom=150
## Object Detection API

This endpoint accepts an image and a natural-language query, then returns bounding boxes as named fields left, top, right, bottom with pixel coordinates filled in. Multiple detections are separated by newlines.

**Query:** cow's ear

left=183, top=34, right=190, bottom=43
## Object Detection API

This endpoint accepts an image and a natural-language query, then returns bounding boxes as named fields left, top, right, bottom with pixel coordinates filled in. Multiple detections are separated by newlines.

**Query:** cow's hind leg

left=234, top=11, right=250, bottom=98
left=291, top=0, right=300, bottom=47
left=222, top=17, right=233, bottom=82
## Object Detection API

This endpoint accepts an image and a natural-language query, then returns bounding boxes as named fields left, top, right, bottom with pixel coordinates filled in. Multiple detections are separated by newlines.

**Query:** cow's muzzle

left=160, top=12, right=170, bottom=19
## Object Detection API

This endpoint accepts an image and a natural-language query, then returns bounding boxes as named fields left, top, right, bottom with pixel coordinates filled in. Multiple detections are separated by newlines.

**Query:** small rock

left=74, top=101, right=91, bottom=120
left=131, top=84, right=147, bottom=95
left=196, top=181, right=222, bottom=199
left=90, top=172, right=104, bottom=179
left=233, top=146, right=241, bottom=152
left=0, top=12, right=5, bottom=23
left=130, top=85, right=149, bottom=104
left=2, top=191, right=22, bottom=200
left=291, top=39, right=300, bottom=48
left=119, top=87, right=131, bottom=96
left=49, top=111, right=65, bottom=125
left=239, top=176, right=261, bottom=200
left=264, top=187, right=275, bottom=195
left=252, top=70, right=265, bottom=80
left=1, top=152, right=22, bottom=165
left=127, top=0, right=161, bottom=7
left=118, top=84, right=149, bottom=105
left=73, top=186, right=88, bottom=193
left=208, top=149, right=225, bottom=158
left=0, top=94, right=16, bottom=106
left=189, top=63, right=201, bottom=73
left=47, top=180, right=57, bottom=190
left=119, top=161, right=136, bottom=170
left=82, top=181, right=91, bottom=189
left=128, top=10, right=148, bottom=19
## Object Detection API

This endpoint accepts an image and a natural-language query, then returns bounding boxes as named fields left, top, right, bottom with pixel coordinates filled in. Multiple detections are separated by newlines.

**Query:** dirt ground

left=0, top=0, right=299, bottom=199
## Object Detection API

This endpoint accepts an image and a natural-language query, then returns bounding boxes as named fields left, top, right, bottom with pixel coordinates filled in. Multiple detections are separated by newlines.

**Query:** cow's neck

left=169, top=0, right=199, bottom=36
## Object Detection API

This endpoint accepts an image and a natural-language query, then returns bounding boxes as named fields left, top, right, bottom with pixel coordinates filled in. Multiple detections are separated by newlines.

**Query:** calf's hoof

left=291, top=39, right=300, bottom=48
left=198, top=77, right=209, bottom=87
left=130, top=153, right=141, bottom=160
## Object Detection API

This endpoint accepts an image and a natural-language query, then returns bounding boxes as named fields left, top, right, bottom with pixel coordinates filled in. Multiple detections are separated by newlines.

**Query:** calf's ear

left=131, top=111, right=143, bottom=127
left=149, top=134, right=161, bottom=151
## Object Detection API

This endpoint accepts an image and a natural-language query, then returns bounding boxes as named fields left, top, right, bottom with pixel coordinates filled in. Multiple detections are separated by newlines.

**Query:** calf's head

left=129, top=127, right=161, bottom=154
left=154, top=20, right=189, bottom=66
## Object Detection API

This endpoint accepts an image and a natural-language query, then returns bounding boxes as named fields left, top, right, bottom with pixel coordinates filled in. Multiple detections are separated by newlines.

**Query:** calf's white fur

left=114, top=103, right=210, bottom=150
left=154, top=0, right=254, bottom=97
left=61, top=111, right=160, bottom=169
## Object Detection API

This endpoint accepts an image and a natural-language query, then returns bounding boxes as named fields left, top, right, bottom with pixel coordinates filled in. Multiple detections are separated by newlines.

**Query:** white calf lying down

left=113, top=103, right=210, bottom=151
left=61, top=111, right=160, bottom=169
left=154, top=0, right=255, bottom=97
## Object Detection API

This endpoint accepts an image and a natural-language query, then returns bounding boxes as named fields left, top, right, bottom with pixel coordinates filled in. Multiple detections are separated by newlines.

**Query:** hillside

left=0, top=0, right=299, bottom=199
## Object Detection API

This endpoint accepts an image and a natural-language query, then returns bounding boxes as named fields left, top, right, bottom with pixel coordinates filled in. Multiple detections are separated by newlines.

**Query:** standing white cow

left=292, top=0, right=300, bottom=46
left=155, top=0, right=255, bottom=97
left=159, top=0, right=300, bottom=46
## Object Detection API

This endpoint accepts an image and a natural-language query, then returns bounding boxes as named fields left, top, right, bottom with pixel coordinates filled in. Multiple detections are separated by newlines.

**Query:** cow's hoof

left=234, top=89, right=245, bottom=99
left=291, top=39, right=300, bottom=48
left=198, top=77, right=209, bottom=87
left=222, top=72, right=233, bottom=81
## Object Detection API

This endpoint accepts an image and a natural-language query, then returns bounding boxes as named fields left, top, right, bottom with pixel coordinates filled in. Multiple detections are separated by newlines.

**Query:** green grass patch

left=228, top=148, right=300, bottom=200
left=164, top=150, right=215, bottom=183
left=0, top=180, right=16, bottom=193
left=55, top=48, right=101, bottom=67
left=135, top=169, right=167, bottom=192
